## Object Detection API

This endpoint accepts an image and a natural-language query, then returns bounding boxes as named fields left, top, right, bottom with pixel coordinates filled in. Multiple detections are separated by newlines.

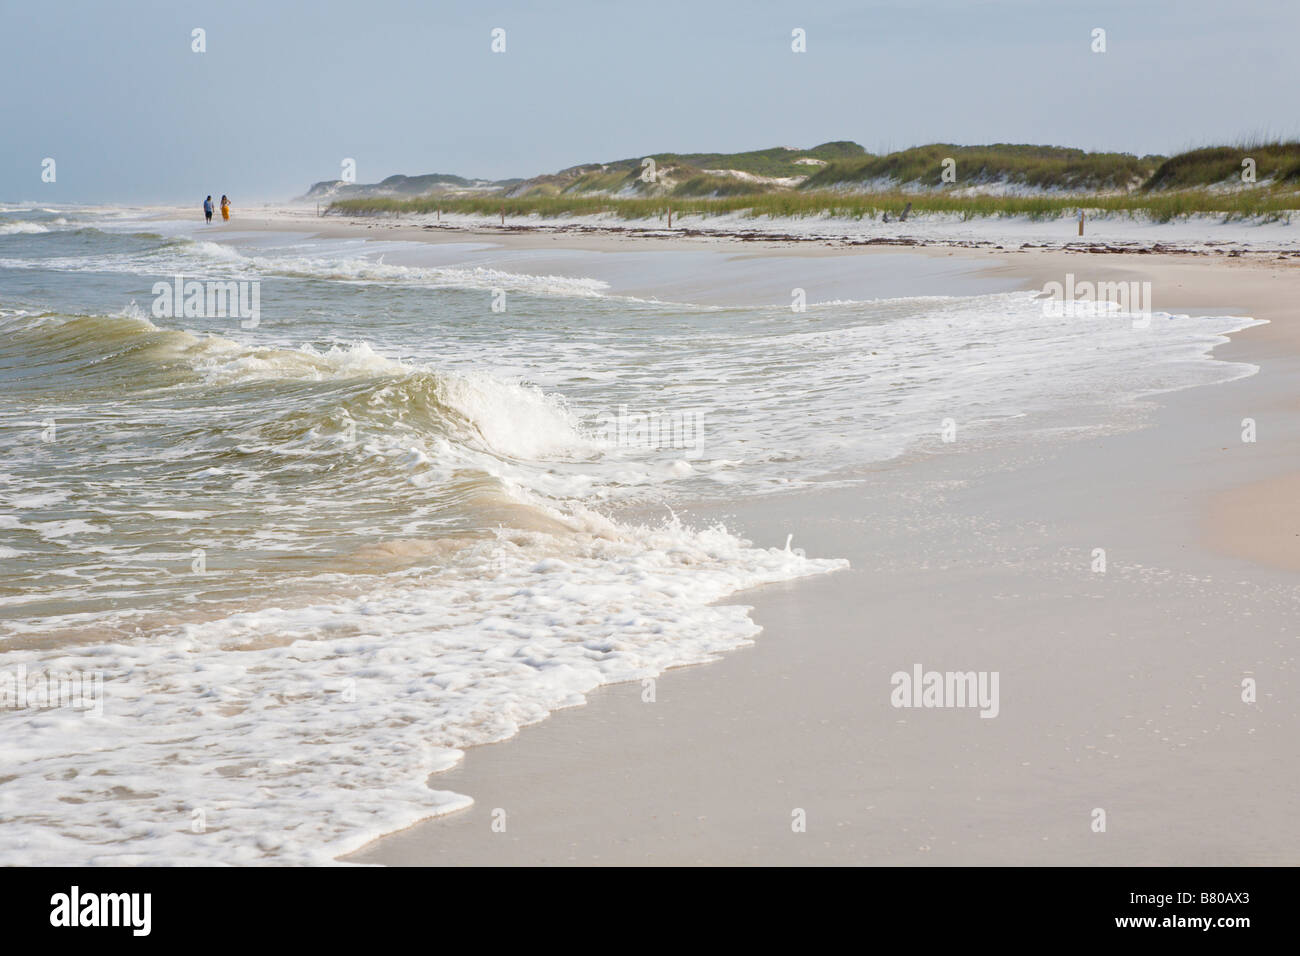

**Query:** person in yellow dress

left=220, top=195, right=231, bottom=221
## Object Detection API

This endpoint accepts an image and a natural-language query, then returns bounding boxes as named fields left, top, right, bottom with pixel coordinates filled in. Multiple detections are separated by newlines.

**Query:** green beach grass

left=803, top=144, right=1158, bottom=192
left=1143, top=141, right=1300, bottom=190
left=327, top=141, right=1300, bottom=225
left=331, top=187, right=1298, bottom=224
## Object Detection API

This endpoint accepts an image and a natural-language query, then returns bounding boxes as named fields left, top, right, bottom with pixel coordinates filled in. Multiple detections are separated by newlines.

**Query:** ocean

left=0, top=204, right=1258, bottom=863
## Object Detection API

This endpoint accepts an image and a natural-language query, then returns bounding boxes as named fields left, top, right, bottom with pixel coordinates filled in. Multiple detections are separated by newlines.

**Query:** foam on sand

left=0, top=514, right=845, bottom=865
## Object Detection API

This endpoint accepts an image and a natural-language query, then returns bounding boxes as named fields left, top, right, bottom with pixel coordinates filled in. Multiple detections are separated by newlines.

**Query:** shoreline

left=304, top=219, right=1300, bottom=865
left=148, top=201, right=1300, bottom=257
left=7, top=205, right=1295, bottom=864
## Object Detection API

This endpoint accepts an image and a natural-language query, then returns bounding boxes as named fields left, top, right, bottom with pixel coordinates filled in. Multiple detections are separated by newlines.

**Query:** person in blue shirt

left=203, top=196, right=214, bottom=224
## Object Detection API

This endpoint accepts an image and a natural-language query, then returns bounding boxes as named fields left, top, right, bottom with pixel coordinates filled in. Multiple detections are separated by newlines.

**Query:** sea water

left=0, top=204, right=1258, bottom=863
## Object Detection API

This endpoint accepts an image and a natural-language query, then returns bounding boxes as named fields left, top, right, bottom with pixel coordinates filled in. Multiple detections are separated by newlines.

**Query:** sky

left=2, top=0, right=1298, bottom=202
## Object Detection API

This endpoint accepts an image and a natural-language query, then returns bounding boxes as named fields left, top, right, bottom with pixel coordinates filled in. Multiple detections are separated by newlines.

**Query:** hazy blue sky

left=3, top=0, right=1298, bottom=202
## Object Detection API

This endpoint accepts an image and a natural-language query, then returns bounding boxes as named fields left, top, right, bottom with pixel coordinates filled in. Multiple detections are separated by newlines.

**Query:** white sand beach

left=243, top=219, right=1300, bottom=866
left=4, top=200, right=1296, bottom=867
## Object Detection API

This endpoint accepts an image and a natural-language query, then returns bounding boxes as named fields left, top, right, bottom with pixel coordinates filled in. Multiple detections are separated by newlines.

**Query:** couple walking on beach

left=203, top=195, right=232, bottom=223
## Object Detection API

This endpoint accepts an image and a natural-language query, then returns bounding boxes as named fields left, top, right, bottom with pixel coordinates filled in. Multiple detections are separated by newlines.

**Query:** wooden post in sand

left=500, top=206, right=505, bottom=226
left=668, top=206, right=672, bottom=229
left=1078, top=210, right=1085, bottom=236
left=437, top=209, right=440, bottom=223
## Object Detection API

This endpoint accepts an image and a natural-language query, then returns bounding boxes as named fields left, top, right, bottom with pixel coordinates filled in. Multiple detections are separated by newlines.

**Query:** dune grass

left=670, top=174, right=777, bottom=197
left=506, top=142, right=866, bottom=198
left=803, top=144, right=1159, bottom=192
left=329, top=140, right=1300, bottom=224
left=331, top=185, right=1298, bottom=225
left=594, top=141, right=866, bottom=179
left=323, top=141, right=1300, bottom=216
left=1143, top=141, right=1300, bottom=190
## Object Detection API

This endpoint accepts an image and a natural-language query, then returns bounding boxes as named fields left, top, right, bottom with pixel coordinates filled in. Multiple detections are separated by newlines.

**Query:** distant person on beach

left=220, top=195, right=231, bottom=222
left=203, top=196, right=213, bottom=224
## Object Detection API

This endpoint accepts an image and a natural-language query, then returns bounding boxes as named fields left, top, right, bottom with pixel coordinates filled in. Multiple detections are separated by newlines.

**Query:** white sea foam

left=0, top=518, right=845, bottom=865
left=0, top=301, right=854, bottom=865
left=155, top=238, right=612, bottom=297
left=171, top=334, right=596, bottom=461
left=432, top=371, right=597, bottom=459
left=0, top=237, right=613, bottom=298
left=190, top=338, right=409, bottom=385
left=235, top=250, right=611, bottom=297
left=0, top=221, right=49, bottom=235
